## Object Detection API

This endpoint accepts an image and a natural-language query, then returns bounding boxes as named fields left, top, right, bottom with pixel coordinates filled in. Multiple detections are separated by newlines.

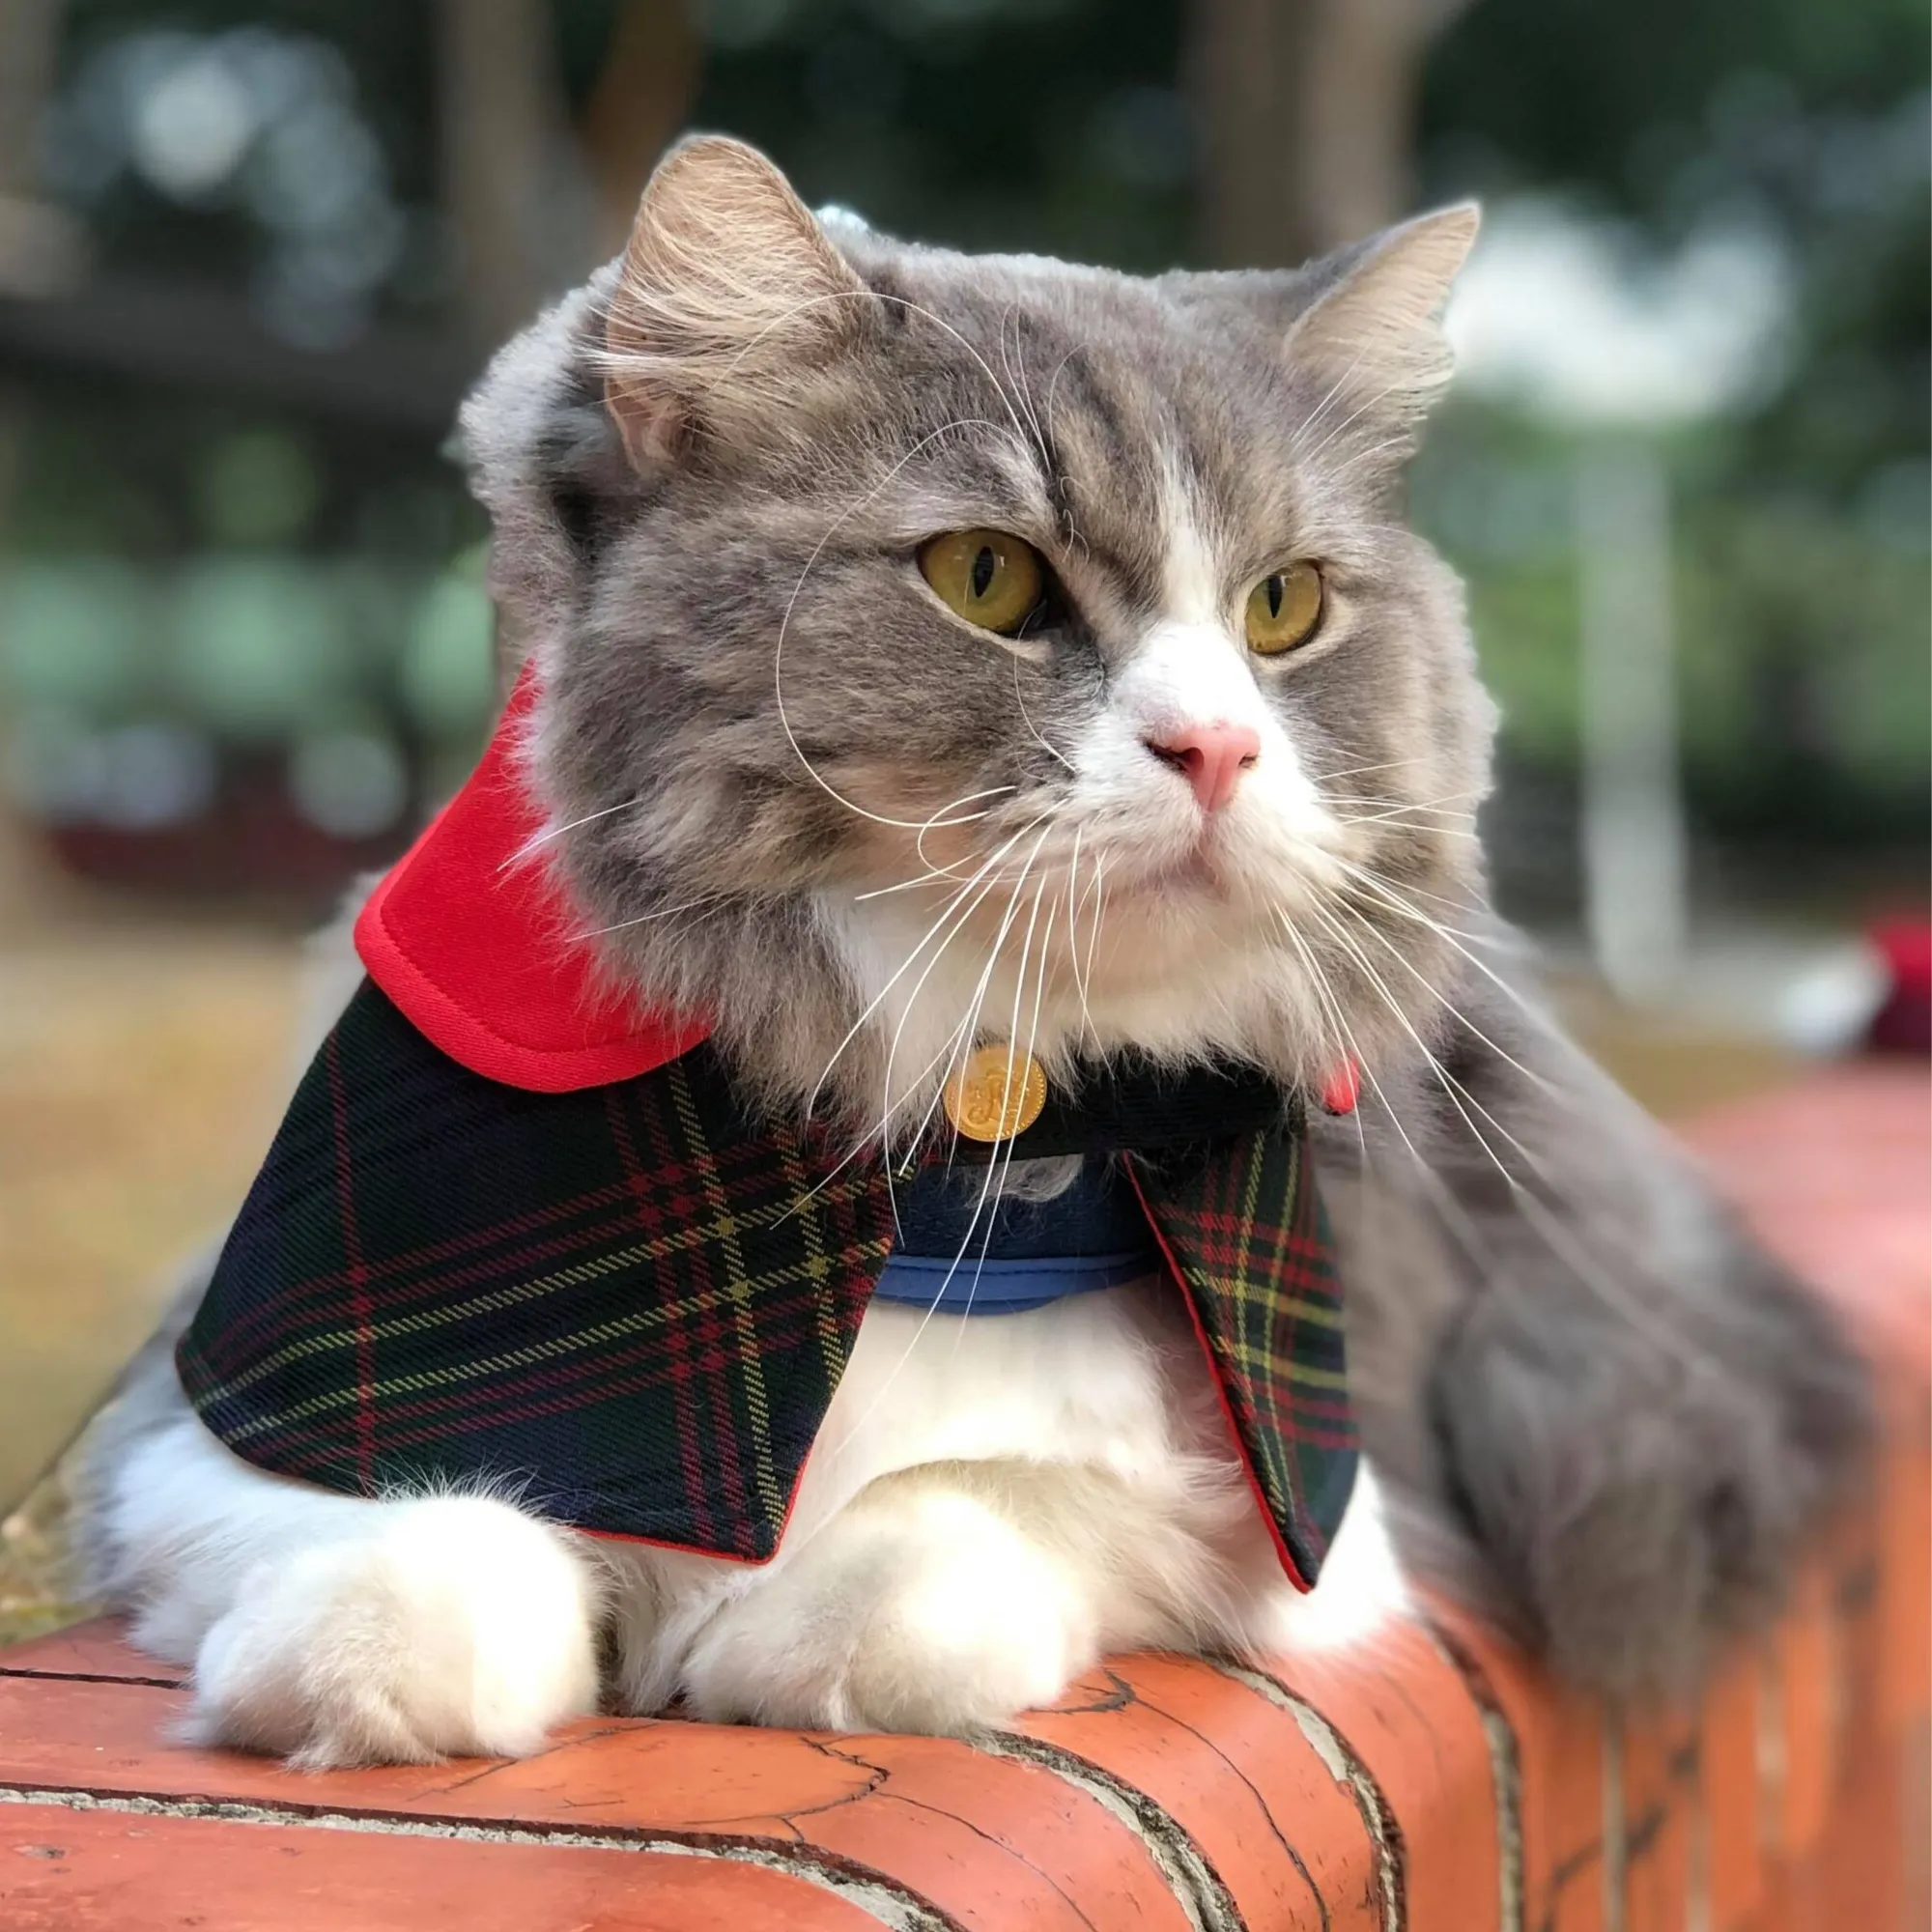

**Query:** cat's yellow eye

left=919, top=528, right=1045, bottom=636
left=1244, top=562, right=1324, bottom=656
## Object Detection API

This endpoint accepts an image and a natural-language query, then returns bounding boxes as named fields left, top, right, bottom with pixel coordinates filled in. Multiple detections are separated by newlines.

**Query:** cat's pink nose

left=1142, top=722, right=1262, bottom=813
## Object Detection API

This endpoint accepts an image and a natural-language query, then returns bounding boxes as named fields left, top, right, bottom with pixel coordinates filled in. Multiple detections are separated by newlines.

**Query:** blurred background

left=0, top=0, right=1925, bottom=1629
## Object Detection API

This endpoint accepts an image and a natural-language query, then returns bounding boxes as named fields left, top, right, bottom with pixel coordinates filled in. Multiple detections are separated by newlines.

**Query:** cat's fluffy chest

left=783, top=1275, right=1204, bottom=1547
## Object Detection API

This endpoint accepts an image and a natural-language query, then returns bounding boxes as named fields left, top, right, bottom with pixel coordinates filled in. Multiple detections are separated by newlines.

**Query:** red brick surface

left=3, top=1064, right=1926, bottom=1930
left=2, top=1806, right=884, bottom=1932
left=1700, top=1655, right=1766, bottom=1928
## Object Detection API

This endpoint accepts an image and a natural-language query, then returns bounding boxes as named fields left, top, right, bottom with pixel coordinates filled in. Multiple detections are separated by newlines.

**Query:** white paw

left=682, top=1483, right=1095, bottom=1734
left=186, top=1496, right=601, bottom=1769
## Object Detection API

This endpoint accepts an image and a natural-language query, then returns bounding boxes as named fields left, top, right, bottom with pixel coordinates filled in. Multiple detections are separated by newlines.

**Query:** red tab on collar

left=354, top=666, right=709, bottom=1093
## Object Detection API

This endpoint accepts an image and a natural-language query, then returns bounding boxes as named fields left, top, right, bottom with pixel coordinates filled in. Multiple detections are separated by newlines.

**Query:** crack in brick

left=0, top=1664, right=186, bottom=1690
left=1124, top=1683, right=1332, bottom=1932
left=1044, top=1667, right=1138, bottom=1717
left=0, top=1780, right=959, bottom=1930
left=1208, top=1661, right=1406, bottom=1932
left=776, top=1737, right=894, bottom=1828
left=1534, top=1833, right=1605, bottom=1932
left=1425, top=1620, right=1526, bottom=1932
left=430, top=1723, right=639, bottom=1796
left=979, top=1729, right=1246, bottom=1932
left=798, top=1736, right=1112, bottom=1932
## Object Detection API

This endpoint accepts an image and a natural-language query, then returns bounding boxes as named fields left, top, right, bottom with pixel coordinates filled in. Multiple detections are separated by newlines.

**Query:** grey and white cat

left=77, top=137, right=1866, bottom=1768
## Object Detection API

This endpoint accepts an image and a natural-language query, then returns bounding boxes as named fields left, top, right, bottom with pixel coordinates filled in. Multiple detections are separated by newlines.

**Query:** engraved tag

left=941, top=1044, right=1048, bottom=1145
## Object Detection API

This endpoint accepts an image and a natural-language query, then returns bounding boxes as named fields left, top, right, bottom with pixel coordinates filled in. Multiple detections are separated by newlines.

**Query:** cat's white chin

left=819, top=866, right=1339, bottom=1106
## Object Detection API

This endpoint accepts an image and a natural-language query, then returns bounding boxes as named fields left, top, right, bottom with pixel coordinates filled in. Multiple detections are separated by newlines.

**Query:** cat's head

left=462, top=136, right=1494, bottom=1133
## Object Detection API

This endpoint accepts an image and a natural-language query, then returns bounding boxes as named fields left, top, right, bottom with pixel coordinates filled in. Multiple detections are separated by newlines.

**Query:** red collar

left=354, top=668, right=706, bottom=1093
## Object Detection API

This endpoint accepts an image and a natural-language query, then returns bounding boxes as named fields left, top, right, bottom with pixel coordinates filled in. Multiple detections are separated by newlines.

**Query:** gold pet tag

left=942, top=1044, right=1048, bottom=1144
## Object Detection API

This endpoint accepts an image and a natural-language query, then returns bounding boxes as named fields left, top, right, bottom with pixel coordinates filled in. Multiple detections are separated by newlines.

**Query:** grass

left=0, top=1464, right=91, bottom=1648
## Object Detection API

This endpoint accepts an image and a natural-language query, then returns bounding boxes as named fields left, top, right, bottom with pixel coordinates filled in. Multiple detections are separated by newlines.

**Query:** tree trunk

left=436, top=0, right=594, bottom=351
left=0, top=0, right=87, bottom=299
left=1189, top=0, right=1473, bottom=269
left=0, top=0, right=61, bottom=196
left=580, top=0, right=701, bottom=258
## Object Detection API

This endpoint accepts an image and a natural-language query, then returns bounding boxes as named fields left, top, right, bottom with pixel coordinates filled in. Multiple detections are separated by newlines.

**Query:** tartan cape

left=176, top=669, right=1357, bottom=1589
left=177, top=981, right=1357, bottom=1586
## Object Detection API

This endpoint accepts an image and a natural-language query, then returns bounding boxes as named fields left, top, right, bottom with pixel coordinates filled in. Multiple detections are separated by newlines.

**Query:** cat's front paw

left=682, top=1485, right=1095, bottom=1734
left=186, top=1496, right=601, bottom=1769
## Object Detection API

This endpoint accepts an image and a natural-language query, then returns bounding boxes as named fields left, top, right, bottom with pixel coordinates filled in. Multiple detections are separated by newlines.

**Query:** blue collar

left=867, top=1155, right=1163, bottom=1316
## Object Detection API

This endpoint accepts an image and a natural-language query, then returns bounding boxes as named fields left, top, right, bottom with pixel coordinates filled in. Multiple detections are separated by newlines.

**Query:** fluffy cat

left=76, top=136, right=1866, bottom=1767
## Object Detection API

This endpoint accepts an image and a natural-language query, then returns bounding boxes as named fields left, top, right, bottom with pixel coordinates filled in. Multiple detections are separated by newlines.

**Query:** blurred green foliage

left=1420, top=0, right=1928, bottom=867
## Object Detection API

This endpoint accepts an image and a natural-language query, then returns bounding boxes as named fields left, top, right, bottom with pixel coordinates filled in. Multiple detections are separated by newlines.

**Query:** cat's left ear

left=1281, top=204, right=1480, bottom=429
left=602, top=135, right=871, bottom=467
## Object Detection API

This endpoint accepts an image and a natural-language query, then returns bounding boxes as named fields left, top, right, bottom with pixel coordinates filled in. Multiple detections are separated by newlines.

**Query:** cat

left=74, top=135, right=1867, bottom=1769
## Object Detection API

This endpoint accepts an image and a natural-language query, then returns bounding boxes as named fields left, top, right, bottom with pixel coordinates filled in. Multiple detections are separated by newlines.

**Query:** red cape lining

left=354, top=668, right=708, bottom=1093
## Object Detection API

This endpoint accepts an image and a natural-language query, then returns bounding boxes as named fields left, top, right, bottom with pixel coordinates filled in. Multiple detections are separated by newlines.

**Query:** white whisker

left=1331, top=857, right=1578, bottom=1050
left=1011, top=647, right=1075, bottom=773
left=803, top=815, right=1050, bottom=1122
left=504, top=795, right=646, bottom=868
left=571, top=893, right=727, bottom=941
left=1330, top=882, right=1568, bottom=1103
left=834, top=841, right=1049, bottom=1431
left=1307, top=753, right=1437, bottom=784
left=1307, top=896, right=1696, bottom=1356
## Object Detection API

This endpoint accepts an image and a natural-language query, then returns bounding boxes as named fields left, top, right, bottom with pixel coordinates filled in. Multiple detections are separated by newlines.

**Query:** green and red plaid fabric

left=1124, top=1132, right=1355, bottom=1583
left=180, top=981, right=1356, bottom=1583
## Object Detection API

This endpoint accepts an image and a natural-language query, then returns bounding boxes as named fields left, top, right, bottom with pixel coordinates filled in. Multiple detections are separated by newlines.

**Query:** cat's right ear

left=602, top=136, right=869, bottom=467
left=1279, top=205, right=1480, bottom=429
